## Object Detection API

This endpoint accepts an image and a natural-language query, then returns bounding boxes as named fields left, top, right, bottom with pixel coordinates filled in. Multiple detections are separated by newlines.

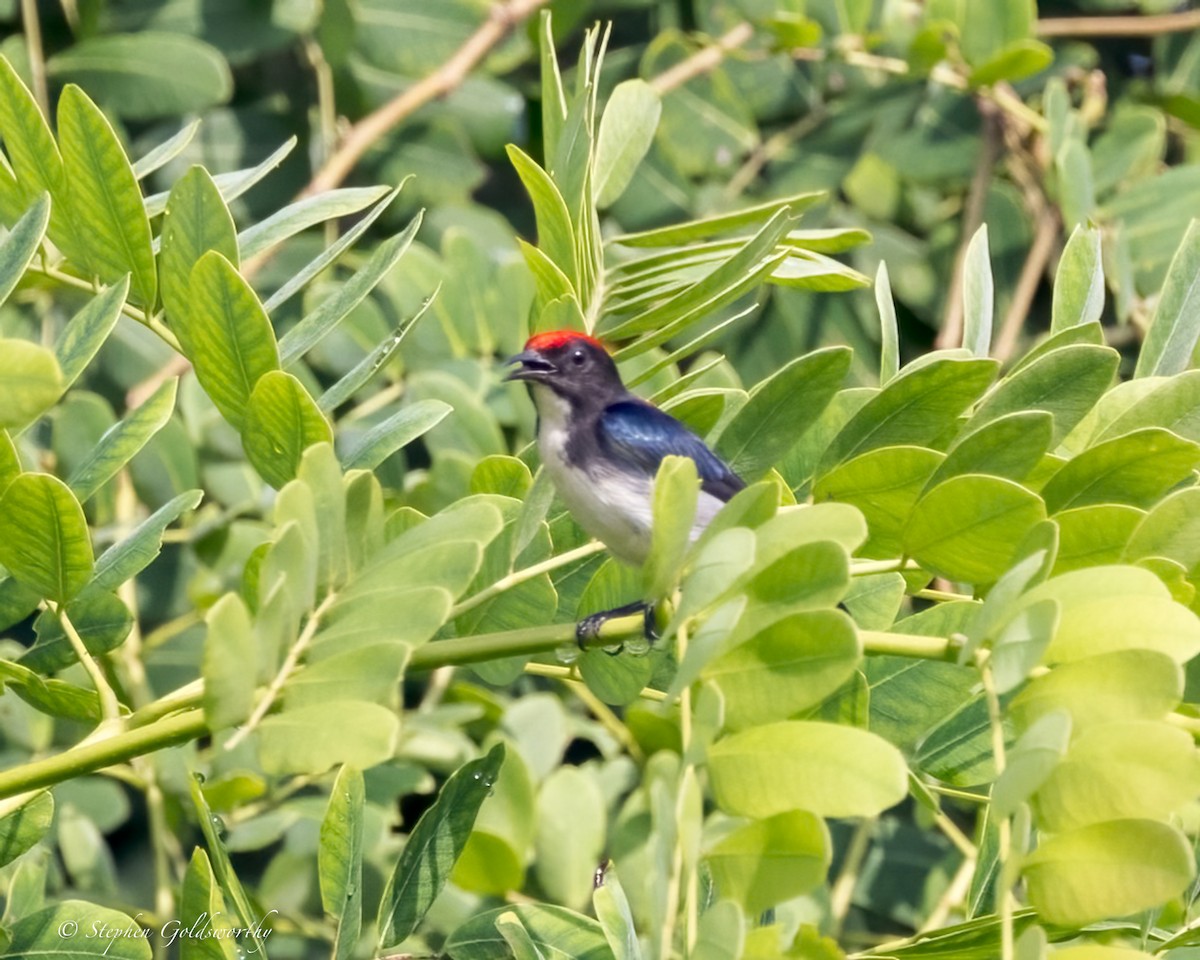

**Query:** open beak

left=504, top=350, right=556, bottom=382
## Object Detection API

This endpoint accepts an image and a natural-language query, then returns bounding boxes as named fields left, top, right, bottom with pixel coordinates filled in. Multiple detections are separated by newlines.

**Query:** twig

left=937, top=101, right=1001, bottom=350
left=223, top=592, right=337, bottom=751
left=450, top=541, right=605, bottom=618
left=650, top=22, right=755, bottom=94
left=302, top=0, right=551, bottom=197
left=830, top=817, right=875, bottom=939
left=56, top=603, right=123, bottom=723
left=993, top=208, right=1059, bottom=363
left=1038, top=9, right=1200, bottom=37
left=20, top=0, right=49, bottom=117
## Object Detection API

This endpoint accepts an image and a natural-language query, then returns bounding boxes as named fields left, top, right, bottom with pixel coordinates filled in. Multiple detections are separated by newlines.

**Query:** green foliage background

left=0, top=1, right=1199, bottom=959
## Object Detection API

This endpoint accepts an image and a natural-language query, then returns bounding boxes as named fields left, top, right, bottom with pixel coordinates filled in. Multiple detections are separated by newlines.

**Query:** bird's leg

left=576, top=600, right=657, bottom=653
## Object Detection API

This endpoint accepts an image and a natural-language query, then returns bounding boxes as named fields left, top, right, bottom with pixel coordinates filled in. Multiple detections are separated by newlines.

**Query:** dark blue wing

left=597, top=400, right=745, bottom=502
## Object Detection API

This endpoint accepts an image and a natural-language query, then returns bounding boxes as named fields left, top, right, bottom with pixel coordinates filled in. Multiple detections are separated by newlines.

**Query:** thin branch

left=20, top=0, right=49, bottom=117
left=450, top=541, right=606, bottom=618
left=223, top=592, right=338, bottom=751
left=993, top=208, right=1059, bottom=363
left=830, top=817, right=875, bottom=939
left=1038, top=9, right=1200, bottom=37
left=56, top=603, right=123, bottom=722
left=650, top=22, right=755, bottom=95
left=302, top=0, right=551, bottom=197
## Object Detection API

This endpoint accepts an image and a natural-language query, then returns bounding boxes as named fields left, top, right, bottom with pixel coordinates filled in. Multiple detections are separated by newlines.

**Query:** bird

left=505, top=330, right=745, bottom=642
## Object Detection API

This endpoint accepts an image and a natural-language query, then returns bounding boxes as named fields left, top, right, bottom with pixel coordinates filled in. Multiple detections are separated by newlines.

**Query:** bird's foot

left=576, top=601, right=656, bottom=654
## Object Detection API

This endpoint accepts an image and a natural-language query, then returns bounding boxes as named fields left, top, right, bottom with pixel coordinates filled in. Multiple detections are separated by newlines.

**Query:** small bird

left=505, top=330, right=745, bottom=639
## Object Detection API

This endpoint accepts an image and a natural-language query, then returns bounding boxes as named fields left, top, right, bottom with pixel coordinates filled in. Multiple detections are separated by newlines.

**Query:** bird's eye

left=571, top=348, right=587, bottom=366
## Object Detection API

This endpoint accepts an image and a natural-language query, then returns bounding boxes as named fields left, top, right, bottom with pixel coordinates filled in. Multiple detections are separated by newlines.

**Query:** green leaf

left=264, top=180, right=406, bottom=314
left=961, top=225, right=993, bottom=357
left=91, top=489, right=203, bottom=591
left=905, top=475, right=1046, bottom=584
left=644, top=456, right=698, bottom=600
left=317, top=289, right=437, bottom=414
left=179, top=849, right=239, bottom=960
left=927, top=411, right=1052, bottom=488
left=1056, top=138, right=1095, bottom=231
left=238, top=186, right=388, bottom=260
left=132, top=119, right=200, bottom=179
left=243, top=371, right=332, bottom=488
left=538, top=11, right=567, bottom=159
left=57, top=85, right=157, bottom=305
left=257, top=700, right=399, bottom=775
left=0, top=901, right=152, bottom=959
left=707, top=721, right=908, bottom=818
left=1054, top=504, right=1143, bottom=574
left=877, top=261, right=900, bottom=384
left=179, top=251, right=280, bottom=431
left=703, top=610, right=860, bottom=732
left=968, top=39, right=1053, bottom=87
left=48, top=33, right=232, bottom=120
left=1034, top=720, right=1200, bottom=832
left=0, top=338, right=63, bottom=430
left=716, top=347, right=850, bottom=482
left=0, top=792, right=53, bottom=868
left=67, top=378, right=177, bottom=503
left=496, top=913, right=549, bottom=960
left=1009, top=649, right=1181, bottom=735
left=320, top=765, right=364, bottom=960
left=1024, top=819, right=1194, bottom=926
left=54, top=277, right=128, bottom=390
left=379, top=743, right=505, bottom=947
left=188, top=777, right=264, bottom=957
left=0, top=194, right=49, bottom=308
left=970, top=344, right=1118, bottom=445
left=1125, top=487, right=1200, bottom=574
left=0, top=428, right=18, bottom=494
left=144, top=137, right=298, bottom=219
left=534, top=766, right=606, bottom=911
left=1041, top=428, right=1200, bottom=513
left=990, top=709, right=1070, bottom=819
left=1052, top=225, right=1105, bottom=334
left=278, top=212, right=423, bottom=366
left=1136, top=219, right=1200, bottom=377
left=339, top=399, right=452, bottom=471
left=506, top=145, right=578, bottom=290
left=160, top=165, right=239, bottom=324
left=593, top=864, right=642, bottom=960
left=202, top=593, right=256, bottom=730
left=445, top=904, right=613, bottom=960
left=814, top=446, right=943, bottom=557
left=0, top=56, right=76, bottom=256
left=594, top=80, right=661, bottom=208
left=990, top=598, right=1059, bottom=693
left=0, top=657, right=99, bottom=721
left=611, top=191, right=823, bottom=248
left=820, top=357, right=998, bottom=473
left=706, top=811, right=829, bottom=915
left=1026, top=565, right=1200, bottom=665
left=21, top=589, right=131, bottom=673
left=0, top=473, right=93, bottom=602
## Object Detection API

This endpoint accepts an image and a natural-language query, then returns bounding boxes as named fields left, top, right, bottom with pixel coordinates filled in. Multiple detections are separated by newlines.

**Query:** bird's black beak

left=504, top=350, right=556, bottom=382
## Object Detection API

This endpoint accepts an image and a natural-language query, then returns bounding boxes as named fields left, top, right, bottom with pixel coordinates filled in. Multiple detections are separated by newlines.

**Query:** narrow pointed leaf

left=54, top=277, right=128, bottom=390
left=144, top=136, right=297, bottom=218
left=67, top=378, right=178, bottom=503
left=1052, top=225, right=1104, bottom=334
left=0, top=194, right=49, bottom=308
left=132, top=119, right=200, bottom=179
left=1136, top=219, right=1200, bottom=378
left=320, top=766, right=365, bottom=960
left=594, top=80, right=660, bottom=208
left=238, top=186, right=389, bottom=260
left=202, top=593, right=256, bottom=730
left=877, top=260, right=900, bottom=383
left=279, top=212, right=423, bottom=366
left=379, top=743, right=505, bottom=947
left=91, top=489, right=203, bottom=591
left=506, top=145, right=578, bottom=287
left=962, top=224, right=993, bottom=357
left=339, top=399, right=452, bottom=471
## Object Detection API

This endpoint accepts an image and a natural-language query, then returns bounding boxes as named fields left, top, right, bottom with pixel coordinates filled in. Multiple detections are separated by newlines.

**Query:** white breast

left=532, top=386, right=726, bottom=568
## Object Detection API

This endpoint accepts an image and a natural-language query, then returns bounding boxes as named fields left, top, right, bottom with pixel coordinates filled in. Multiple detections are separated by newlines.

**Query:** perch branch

left=650, top=22, right=755, bottom=94
left=1038, top=9, right=1200, bottom=37
left=301, top=0, right=551, bottom=197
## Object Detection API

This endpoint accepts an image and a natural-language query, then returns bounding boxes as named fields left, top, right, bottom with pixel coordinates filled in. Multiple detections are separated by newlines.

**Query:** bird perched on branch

left=505, top=330, right=745, bottom=640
